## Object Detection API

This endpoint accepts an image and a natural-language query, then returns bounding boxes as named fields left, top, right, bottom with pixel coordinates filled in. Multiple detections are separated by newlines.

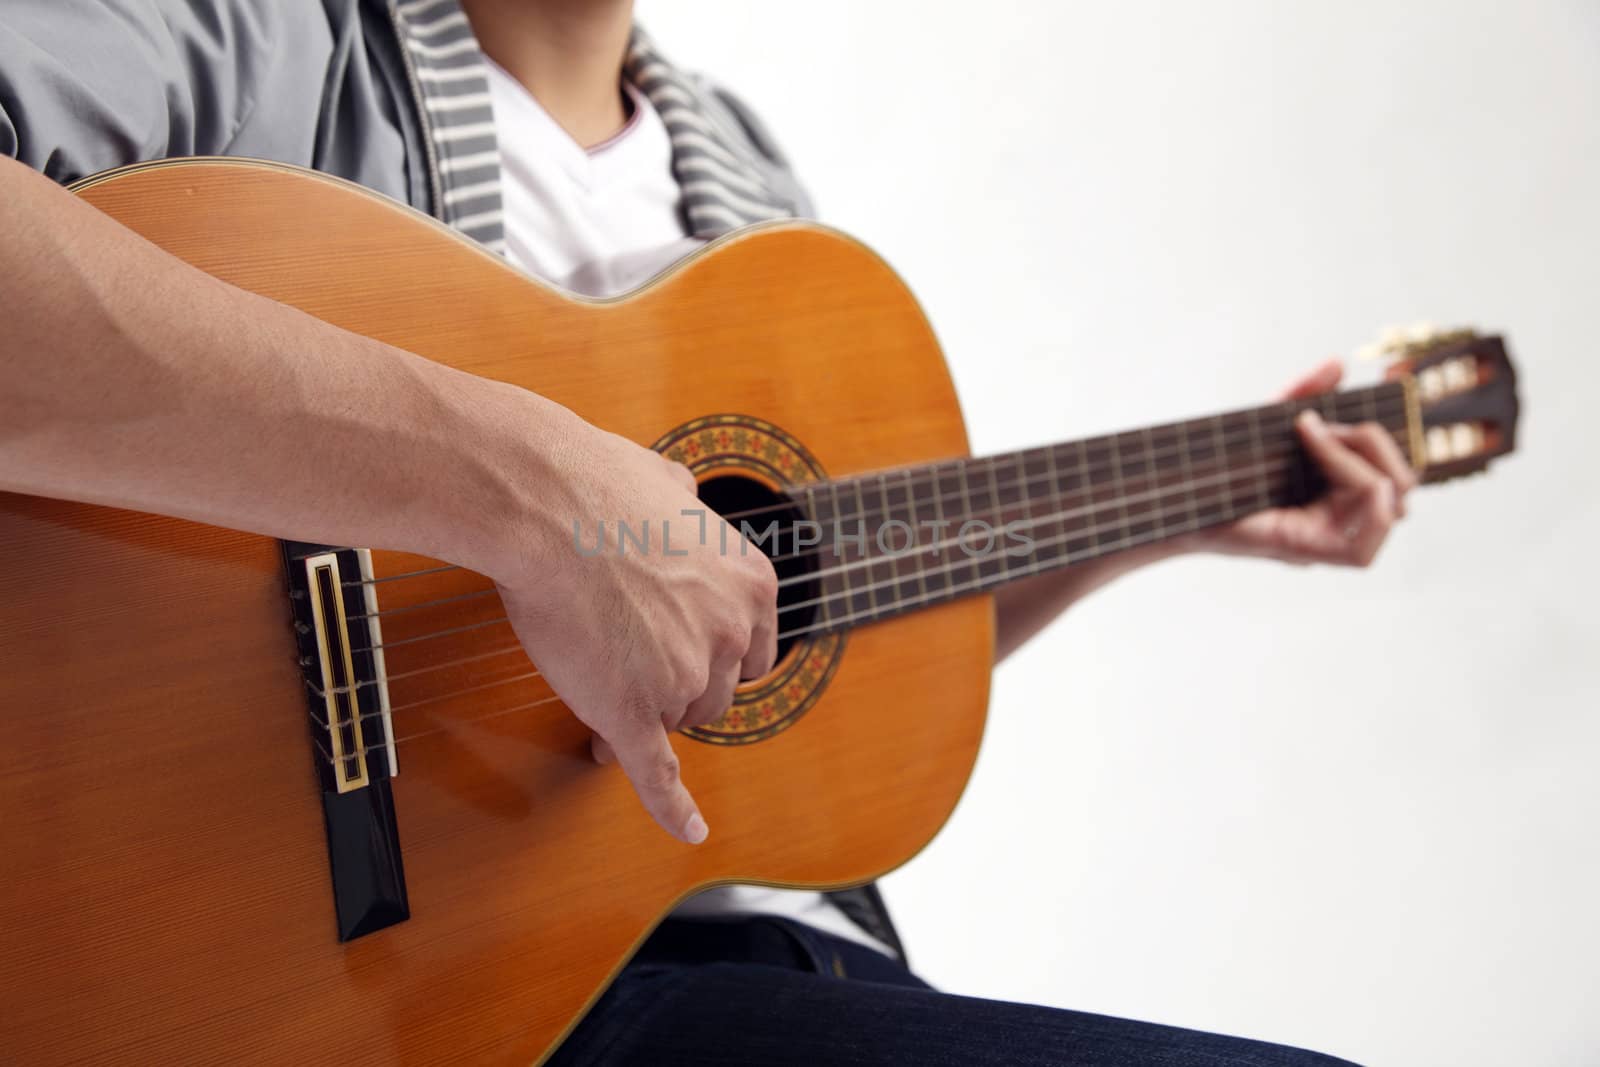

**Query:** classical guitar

left=0, top=159, right=1520, bottom=1065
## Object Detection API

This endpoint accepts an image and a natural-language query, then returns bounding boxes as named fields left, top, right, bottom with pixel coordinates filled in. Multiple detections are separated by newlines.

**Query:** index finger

left=1295, top=410, right=1384, bottom=491
left=606, top=720, right=708, bottom=845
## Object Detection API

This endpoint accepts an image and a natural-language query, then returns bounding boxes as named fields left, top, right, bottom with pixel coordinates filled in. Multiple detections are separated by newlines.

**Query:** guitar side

left=0, top=159, right=993, bottom=1064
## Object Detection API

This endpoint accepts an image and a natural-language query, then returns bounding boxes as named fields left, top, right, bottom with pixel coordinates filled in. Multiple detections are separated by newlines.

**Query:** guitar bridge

left=283, top=543, right=410, bottom=941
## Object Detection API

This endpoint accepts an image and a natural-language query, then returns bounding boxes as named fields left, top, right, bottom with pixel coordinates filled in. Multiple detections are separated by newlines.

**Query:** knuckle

left=673, top=654, right=710, bottom=704
left=750, top=559, right=779, bottom=602
left=717, top=615, right=753, bottom=656
left=642, top=752, right=681, bottom=794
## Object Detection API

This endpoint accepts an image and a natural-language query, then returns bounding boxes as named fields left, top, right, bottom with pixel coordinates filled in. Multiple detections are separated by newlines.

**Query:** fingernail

left=683, top=813, right=708, bottom=845
left=1297, top=409, right=1323, bottom=430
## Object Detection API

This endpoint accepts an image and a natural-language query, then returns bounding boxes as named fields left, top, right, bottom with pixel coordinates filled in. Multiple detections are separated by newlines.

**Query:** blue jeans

left=547, top=918, right=1362, bottom=1066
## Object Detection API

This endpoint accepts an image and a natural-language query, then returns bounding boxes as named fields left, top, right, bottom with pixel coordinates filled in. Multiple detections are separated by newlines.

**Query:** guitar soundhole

left=696, top=474, right=820, bottom=664
left=653, top=413, right=845, bottom=746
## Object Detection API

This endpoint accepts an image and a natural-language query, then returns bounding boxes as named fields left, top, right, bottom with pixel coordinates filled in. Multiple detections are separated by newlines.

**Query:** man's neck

left=460, top=0, right=635, bottom=149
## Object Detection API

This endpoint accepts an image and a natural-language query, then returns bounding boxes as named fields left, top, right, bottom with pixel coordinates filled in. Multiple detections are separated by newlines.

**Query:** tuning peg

left=1425, top=421, right=1488, bottom=464
left=1406, top=320, right=1442, bottom=345
left=1357, top=323, right=1479, bottom=366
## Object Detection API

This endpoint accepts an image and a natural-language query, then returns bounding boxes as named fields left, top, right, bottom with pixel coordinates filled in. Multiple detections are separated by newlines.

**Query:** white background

left=644, top=3, right=1599, bottom=1065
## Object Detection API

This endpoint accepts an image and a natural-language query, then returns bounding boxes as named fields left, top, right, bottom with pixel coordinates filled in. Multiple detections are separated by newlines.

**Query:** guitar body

left=0, top=160, right=992, bottom=1064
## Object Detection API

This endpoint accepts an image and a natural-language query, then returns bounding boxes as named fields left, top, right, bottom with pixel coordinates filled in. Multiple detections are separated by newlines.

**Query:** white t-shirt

left=484, top=59, right=892, bottom=957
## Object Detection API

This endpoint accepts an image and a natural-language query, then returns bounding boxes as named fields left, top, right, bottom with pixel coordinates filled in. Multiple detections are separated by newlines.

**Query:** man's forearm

left=0, top=156, right=567, bottom=581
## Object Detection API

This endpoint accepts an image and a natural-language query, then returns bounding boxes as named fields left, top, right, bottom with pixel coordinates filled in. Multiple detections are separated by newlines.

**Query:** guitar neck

left=789, top=380, right=1420, bottom=639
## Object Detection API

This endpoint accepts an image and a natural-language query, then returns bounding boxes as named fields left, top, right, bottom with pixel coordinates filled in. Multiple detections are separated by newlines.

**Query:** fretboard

left=779, top=382, right=1415, bottom=640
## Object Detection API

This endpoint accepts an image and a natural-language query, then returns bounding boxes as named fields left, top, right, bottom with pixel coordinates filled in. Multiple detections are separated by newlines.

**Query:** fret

left=1140, top=425, right=1173, bottom=541
left=921, top=463, right=953, bottom=604
left=1014, top=449, right=1054, bottom=571
left=819, top=480, right=842, bottom=622
left=1005, top=451, right=1034, bottom=568
left=1199, top=414, right=1234, bottom=526
left=802, top=484, right=834, bottom=632
left=953, top=459, right=985, bottom=589
left=878, top=471, right=919, bottom=608
left=1103, top=433, right=1135, bottom=552
left=1177, top=419, right=1203, bottom=531
left=1244, top=408, right=1272, bottom=511
left=1066, top=438, right=1100, bottom=561
left=1040, top=445, right=1066, bottom=567
left=901, top=469, right=931, bottom=603
left=1172, top=422, right=1201, bottom=535
left=1115, top=429, right=1154, bottom=544
left=850, top=478, right=880, bottom=616
left=832, top=481, right=871, bottom=622
left=983, top=457, right=1011, bottom=583
left=925, top=463, right=957, bottom=603
left=1003, top=451, right=1029, bottom=517
left=960, top=457, right=998, bottom=585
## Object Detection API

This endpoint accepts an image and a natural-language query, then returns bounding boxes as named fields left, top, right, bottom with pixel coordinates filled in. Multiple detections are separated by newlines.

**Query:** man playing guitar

left=0, top=2, right=1417, bottom=1063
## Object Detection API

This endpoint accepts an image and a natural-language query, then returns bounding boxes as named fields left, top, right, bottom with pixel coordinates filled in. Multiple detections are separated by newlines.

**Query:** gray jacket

left=0, top=0, right=812, bottom=242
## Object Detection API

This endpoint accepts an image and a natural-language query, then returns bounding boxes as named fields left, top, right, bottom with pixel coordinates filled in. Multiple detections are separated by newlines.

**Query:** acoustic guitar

left=0, top=158, right=1520, bottom=1064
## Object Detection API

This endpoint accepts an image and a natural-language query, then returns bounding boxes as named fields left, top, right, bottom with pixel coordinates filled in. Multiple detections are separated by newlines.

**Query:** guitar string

left=303, top=397, right=1408, bottom=702
left=771, top=453, right=1297, bottom=604
left=334, top=396, right=1401, bottom=588
left=322, top=398, right=1407, bottom=617
left=309, top=422, right=1414, bottom=761
left=296, top=385, right=1403, bottom=570
left=335, top=410, right=1407, bottom=657
left=304, top=643, right=526, bottom=699
left=355, top=587, right=497, bottom=622
left=311, top=693, right=569, bottom=764
left=660, top=386, right=1408, bottom=532
left=755, top=406, right=1407, bottom=569
left=312, top=468, right=1312, bottom=766
left=340, top=443, right=1309, bottom=657
left=331, top=425, right=1395, bottom=668
left=306, top=394, right=1423, bottom=760
left=308, top=450, right=1316, bottom=736
left=309, top=668, right=546, bottom=729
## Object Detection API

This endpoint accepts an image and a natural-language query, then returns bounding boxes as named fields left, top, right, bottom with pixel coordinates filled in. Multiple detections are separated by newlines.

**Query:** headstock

left=1360, top=324, right=1521, bottom=484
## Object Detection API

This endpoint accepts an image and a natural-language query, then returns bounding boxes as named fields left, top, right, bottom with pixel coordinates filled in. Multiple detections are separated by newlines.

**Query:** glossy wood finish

left=0, top=160, right=992, bottom=1065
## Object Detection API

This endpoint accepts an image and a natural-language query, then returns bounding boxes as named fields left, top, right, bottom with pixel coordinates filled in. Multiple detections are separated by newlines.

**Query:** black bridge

left=282, top=540, right=410, bottom=941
